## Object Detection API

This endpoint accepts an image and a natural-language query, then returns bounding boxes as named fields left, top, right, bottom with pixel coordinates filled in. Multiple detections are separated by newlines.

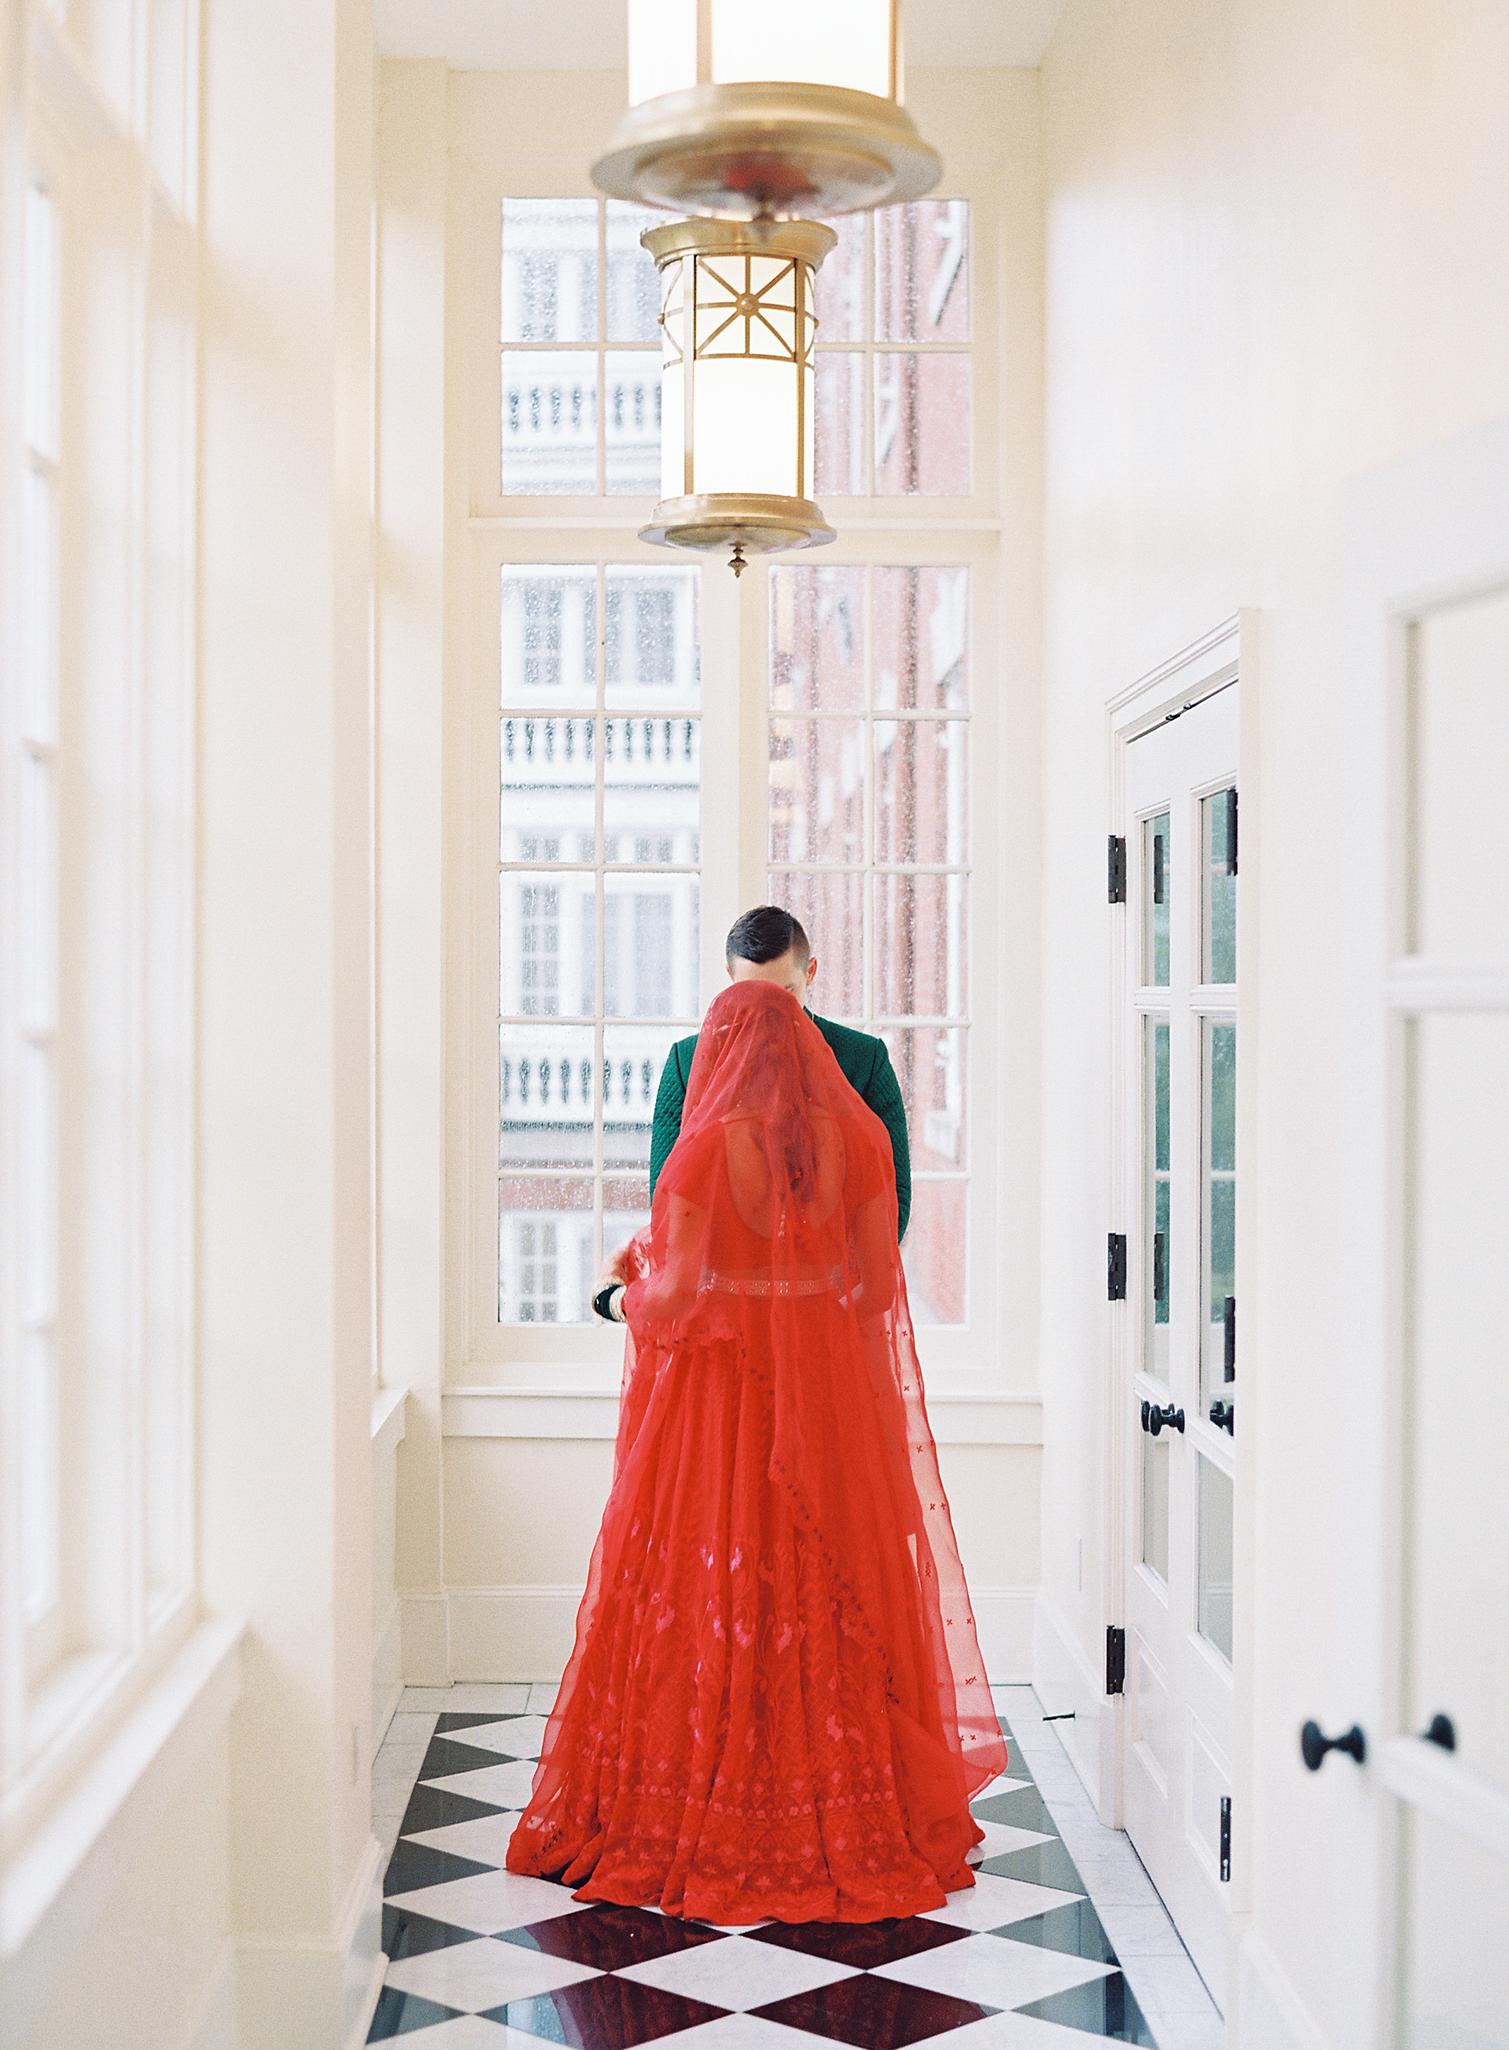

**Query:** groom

left=599, top=906, right=910, bottom=1306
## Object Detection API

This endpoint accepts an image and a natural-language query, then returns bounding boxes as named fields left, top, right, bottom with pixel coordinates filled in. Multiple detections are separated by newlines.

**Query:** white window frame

left=0, top=0, right=201, bottom=1849
left=446, top=122, right=1011, bottom=1426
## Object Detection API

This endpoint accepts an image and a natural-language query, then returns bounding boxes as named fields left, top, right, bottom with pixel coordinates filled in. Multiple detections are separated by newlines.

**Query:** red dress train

left=505, top=979, right=1006, bottom=1923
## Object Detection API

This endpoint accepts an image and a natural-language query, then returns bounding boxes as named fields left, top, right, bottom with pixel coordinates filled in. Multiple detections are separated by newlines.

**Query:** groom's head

left=725, top=905, right=818, bottom=1005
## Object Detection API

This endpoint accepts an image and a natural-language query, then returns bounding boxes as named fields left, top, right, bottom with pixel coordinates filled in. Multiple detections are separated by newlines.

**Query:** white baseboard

left=1235, top=1929, right=1331, bottom=2050
left=230, top=1833, right=386, bottom=2050
left=417, top=1584, right=1039, bottom=1687
left=1031, top=1595, right=1105, bottom=1808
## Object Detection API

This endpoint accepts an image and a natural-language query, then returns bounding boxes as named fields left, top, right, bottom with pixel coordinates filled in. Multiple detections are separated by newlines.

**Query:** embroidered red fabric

left=505, top=978, right=1007, bottom=1922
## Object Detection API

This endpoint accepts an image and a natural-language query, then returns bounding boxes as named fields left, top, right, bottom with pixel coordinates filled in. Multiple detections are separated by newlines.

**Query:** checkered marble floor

left=367, top=1685, right=1224, bottom=2050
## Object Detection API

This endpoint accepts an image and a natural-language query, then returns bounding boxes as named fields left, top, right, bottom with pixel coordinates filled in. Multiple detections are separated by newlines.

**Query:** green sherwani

left=648, top=1009, right=911, bottom=1241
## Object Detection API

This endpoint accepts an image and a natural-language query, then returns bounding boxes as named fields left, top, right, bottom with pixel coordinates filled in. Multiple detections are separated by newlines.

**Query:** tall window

left=497, top=564, right=702, bottom=1324
left=467, top=186, right=991, bottom=1372
left=2, top=0, right=200, bottom=1811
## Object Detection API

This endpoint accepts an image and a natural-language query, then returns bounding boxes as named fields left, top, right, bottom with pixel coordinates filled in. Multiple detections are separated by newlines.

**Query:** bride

left=505, top=976, right=1005, bottom=1924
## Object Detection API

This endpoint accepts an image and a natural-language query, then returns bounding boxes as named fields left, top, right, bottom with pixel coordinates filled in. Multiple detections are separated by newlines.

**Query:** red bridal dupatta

left=505, top=979, right=1007, bottom=1922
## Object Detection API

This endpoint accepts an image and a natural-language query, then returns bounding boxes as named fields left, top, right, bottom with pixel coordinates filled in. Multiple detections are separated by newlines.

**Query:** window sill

left=443, top=1382, right=1043, bottom=1445
left=0, top=1612, right=245, bottom=1963
left=371, top=1382, right=410, bottom=1459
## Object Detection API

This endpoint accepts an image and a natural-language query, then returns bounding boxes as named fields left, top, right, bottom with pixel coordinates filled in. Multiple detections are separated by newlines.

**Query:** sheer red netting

left=505, top=978, right=1007, bottom=1922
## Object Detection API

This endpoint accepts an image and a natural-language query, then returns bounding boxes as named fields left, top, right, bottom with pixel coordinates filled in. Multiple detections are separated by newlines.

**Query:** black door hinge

left=1219, top=1795, right=1232, bottom=1882
left=1106, top=1625, right=1126, bottom=1696
left=1223, top=1295, right=1237, bottom=1382
left=1107, top=1232, right=1128, bottom=1301
left=1227, top=788, right=1239, bottom=877
left=1108, top=834, right=1127, bottom=904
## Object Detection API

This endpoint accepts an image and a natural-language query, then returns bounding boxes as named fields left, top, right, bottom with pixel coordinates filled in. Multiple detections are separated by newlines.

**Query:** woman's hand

left=595, top=1241, right=634, bottom=1293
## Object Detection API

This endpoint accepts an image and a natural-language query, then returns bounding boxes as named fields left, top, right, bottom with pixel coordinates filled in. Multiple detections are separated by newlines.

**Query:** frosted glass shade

left=628, top=0, right=896, bottom=106
left=640, top=216, right=834, bottom=566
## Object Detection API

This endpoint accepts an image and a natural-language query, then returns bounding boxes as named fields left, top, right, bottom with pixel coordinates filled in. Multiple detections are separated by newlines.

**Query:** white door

left=1323, top=418, right=1509, bottom=2050
left=1118, top=679, right=1239, bottom=2007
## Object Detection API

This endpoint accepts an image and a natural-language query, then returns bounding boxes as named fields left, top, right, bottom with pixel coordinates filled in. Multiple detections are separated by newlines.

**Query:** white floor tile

left=399, top=1684, right=533, bottom=1712
left=641, top=2016, right=858, bottom=2048
left=373, top=1742, right=430, bottom=1784
left=404, top=1811, right=523, bottom=1861
left=1143, top=2012, right=1228, bottom=2049
left=909, top=2009, right=1131, bottom=2048
left=966, top=1818, right=1055, bottom=1863
left=386, top=1865, right=589, bottom=1934
left=384, top=2018, right=578, bottom=2049
left=921, top=1869, right=1086, bottom=1931
left=381, top=1932, right=598, bottom=2011
left=873, top=1929, right=1115, bottom=2009
left=439, top=1713, right=549, bottom=1758
left=525, top=1681, right=560, bottom=1713
left=425, top=1757, right=540, bottom=1807
left=380, top=1710, right=438, bottom=1748
left=616, top=1931, right=858, bottom=2009
left=1093, top=1898, right=1188, bottom=1956
left=1120, top=1948, right=1219, bottom=2014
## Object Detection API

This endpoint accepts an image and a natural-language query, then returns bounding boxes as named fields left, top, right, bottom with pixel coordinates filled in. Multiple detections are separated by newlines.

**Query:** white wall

left=1033, top=1, right=1509, bottom=2041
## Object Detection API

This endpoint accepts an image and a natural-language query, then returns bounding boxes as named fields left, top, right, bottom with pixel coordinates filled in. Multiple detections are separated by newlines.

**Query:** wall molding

left=442, top=1385, right=1044, bottom=1445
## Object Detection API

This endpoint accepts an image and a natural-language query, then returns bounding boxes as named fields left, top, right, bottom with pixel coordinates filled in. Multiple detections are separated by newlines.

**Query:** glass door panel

left=1144, top=809, right=1171, bottom=986
left=1144, top=1012, right=1171, bottom=1381
left=1201, top=1018, right=1237, bottom=1410
left=1201, top=785, right=1237, bottom=984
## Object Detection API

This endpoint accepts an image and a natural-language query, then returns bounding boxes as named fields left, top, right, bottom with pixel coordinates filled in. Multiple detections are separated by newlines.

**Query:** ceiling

left=372, top=0, right=1069, bottom=72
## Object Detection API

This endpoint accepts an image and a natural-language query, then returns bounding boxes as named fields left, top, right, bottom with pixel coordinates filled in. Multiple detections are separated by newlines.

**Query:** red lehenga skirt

left=504, top=1274, right=1006, bottom=1924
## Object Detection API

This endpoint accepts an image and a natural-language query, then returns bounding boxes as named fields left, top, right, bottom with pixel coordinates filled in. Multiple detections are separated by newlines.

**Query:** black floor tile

left=750, top=1913, right=971, bottom=1972
left=382, top=1838, right=494, bottom=1898
left=435, top=1710, right=513, bottom=1735
left=981, top=1836, right=1087, bottom=1892
left=994, top=1900, right=1119, bottom=1968
left=366, top=1984, right=464, bottom=2040
left=481, top=1973, right=729, bottom=2046
left=972, top=1786, right=1059, bottom=1834
left=381, top=1902, right=488, bottom=1962
left=1017, top=1971, right=1158, bottom=2041
left=418, top=1734, right=509, bottom=1780
left=499, top=1902, right=725, bottom=1971
left=753, top=1970, right=999, bottom=2047
left=397, top=1779, right=507, bottom=1841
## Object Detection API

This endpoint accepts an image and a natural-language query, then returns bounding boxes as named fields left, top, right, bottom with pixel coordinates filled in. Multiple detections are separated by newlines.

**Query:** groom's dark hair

left=725, top=904, right=810, bottom=967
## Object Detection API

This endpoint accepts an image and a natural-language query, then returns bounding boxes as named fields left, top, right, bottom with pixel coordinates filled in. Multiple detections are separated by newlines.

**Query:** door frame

left=1102, top=610, right=1261, bottom=1959
left=1343, top=414, right=1509, bottom=2050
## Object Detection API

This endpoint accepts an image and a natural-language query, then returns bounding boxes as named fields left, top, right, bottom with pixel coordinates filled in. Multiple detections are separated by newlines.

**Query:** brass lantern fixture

left=639, top=215, right=836, bottom=573
left=592, top=0, right=939, bottom=221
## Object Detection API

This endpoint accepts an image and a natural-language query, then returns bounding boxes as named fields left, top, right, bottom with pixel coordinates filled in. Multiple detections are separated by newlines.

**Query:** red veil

left=506, top=978, right=1007, bottom=1922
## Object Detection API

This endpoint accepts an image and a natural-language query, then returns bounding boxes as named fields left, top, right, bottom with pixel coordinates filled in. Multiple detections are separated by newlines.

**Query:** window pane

left=502, top=197, right=597, bottom=343
left=604, top=349, right=661, bottom=494
left=902, top=1179, right=966, bottom=1325
left=499, top=1177, right=594, bottom=1323
left=501, top=565, right=596, bottom=706
left=884, top=1025, right=966, bottom=1172
left=874, top=352, right=970, bottom=495
left=767, top=869, right=864, bottom=1020
left=814, top=350, right=865, bottom=494
left=604, top=1172, right=652, bottom=1249
left=875, top=199, right=969, bottom=343
left=605, top=566, right=700, bottom=709
left=603, top=720, right=701, bottom=864
left=1203, top=1020, right=1236, bottom=1396
left=1197, top=1457, right=1235, bottom=1661
left=502, top=349, right=598, bottom=493
left=500, top=871, right=594, bottom=1018
left=768, top=718, right=865, bottom=866
left=604, top=1027, right=673, bottom=1170
left=605, top=200, right=661, bottom=342
left=501, top=718, right=597, bottom=864
left=1144, top=810, right=1170, bottom=986
left=813, top=210, right=865, bottom=342
left=874, top=564, right=969, bottom=711
left=769, top=564, right=866, bottom=715
left=874, top=719, right=967, bottom=866
left=873, top=871, right=967, bottom=1018
left=499, top=1025, right=597, bottom=1170
left=602, top=873, right=698, bottom=1018
left=1145, top=1014, right=1171, bottom=1380
left=1202, top=785, right=1237, bottom=983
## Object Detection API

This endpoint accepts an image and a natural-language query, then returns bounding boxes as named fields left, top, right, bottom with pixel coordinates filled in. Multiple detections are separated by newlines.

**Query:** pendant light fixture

left=592, top=0, right=939, bottom=221
left=638, top=214, right=835, bottom=573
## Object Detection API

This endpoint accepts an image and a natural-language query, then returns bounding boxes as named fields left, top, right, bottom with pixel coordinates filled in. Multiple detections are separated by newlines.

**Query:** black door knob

left=1300, top=1720, right=1366, bottom=1772
left=1144, top=1401, right=1184, bottom=1437
left=1422, top=1713, right=1456, bottom=1752
left=1209, top=1398, right=1234, bottom=1435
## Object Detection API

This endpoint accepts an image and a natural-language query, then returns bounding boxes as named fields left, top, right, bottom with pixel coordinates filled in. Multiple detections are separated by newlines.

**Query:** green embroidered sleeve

left=863, top=1040, right=912, bottom=1243
left=648, top=1040, right=689, bottom=1202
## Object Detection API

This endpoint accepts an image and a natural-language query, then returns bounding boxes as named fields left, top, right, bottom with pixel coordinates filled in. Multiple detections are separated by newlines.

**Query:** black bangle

left=592, top=1282, right=623, bottom=1323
